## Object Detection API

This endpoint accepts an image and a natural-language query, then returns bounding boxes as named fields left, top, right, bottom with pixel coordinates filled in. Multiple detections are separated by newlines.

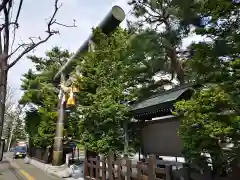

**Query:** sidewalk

left=3, top=152, right=84, bottom=180
left=25, top=156, right=84, bottom=180
left=12, top=159, right=60, bottom=180
left=2, top=156, right=60, bottom=180
left=0, top=159, right=22, bottom=180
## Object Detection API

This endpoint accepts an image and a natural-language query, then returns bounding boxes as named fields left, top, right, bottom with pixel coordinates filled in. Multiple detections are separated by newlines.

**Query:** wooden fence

left=84, top=153, right=240, bottom=180
left=67, top=147, right=84, bottom=165
left=28, top=147, right=51, bottom=163
left=28, top=147, right=73, bottom=164
left=84, top=155, right=174, bottom=180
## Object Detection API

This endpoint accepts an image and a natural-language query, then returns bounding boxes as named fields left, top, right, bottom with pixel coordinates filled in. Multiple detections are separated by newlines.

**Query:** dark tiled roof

left=132, top=83, right=196, bottom=111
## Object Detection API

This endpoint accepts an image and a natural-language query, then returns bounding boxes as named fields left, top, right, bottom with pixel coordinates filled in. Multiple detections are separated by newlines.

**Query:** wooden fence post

left=183, top=164, right=190, bottom=180
left=72, top=147, right=75, bottom=164
left=102, top=157, right=106, bottom=180
left=90, top=158, right=94, bottom=178
left=148, top=155, right=156, bottom=180
left=77, top=148, right=80, bottom=161
left=116, top=159, right=121, bottom=180
left=45, top=147, right=50, bottom=163
left=108, top=151, right=114, bottom=180
left=137, top=161, right=142, bottom=180
left=165, top=165, right=173, bottom=180
left=84, top=149, right=88, bottom=178
left=126, top=159, right=131, bottom=180
left=96, top=156, right=100, bottom=180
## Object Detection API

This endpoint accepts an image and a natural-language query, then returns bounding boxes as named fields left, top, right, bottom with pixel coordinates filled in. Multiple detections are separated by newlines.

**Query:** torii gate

left=52, top=6, right=125, bottom=166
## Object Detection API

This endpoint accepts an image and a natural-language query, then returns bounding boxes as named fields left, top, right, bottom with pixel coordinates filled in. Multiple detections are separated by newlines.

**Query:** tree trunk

left=0, top=57, right=8, bottom=138
left=164, top=20, right=185, bottom=85
left=168, top=48, right=185, bottom=85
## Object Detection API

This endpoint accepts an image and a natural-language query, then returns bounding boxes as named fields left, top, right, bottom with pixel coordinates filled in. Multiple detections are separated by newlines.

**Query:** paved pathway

left=0, top=160, right=21, bottom=180
left=13, top=159, right=61, bottom=180
left=1, top=153, right=61, bottom=180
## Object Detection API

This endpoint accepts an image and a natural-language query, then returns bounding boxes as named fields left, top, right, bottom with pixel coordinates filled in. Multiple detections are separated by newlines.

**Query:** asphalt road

left=1, top=153, right=61, bottom=180
left=0, top=159, right=21, bottom=180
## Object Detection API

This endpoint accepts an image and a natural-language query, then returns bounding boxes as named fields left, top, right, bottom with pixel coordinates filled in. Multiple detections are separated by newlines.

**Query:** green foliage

left=32, top=109, right=57, bottom=147
left=25, top=109, right=41, bottom=139
left=185, top=0, right=239, bottom=81
left=20, top=47, right=70, bottom=148
left=128, top=0, right=200, bottom=84
left=4, top=106, right=26, bottom=146
left=72, top=28, right=145, bottom=154
left=175, top=85, right=240, bottom=170
left=127, top=30, right=175, bottom=99
left=12, top=115, right=26, bottom=141
left=174, top=0, right=240, bottom=172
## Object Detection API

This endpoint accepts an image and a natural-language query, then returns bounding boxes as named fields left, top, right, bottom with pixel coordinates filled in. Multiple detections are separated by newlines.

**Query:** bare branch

left=0, top=0, right=10, bottom=13
left=138, top=1, right=170, bottom=29
left=7, top=0, right=75, bottom=69
left=140, top=1, right=162, bottom=17
left=8, top=35, right=53, bottom=70
left=3, top=5, right=10, bottom=54
left=8, top=43, right=27, bottom=57
left=14, top=0, right=23, bottom=26
left=53, top=20, right=76, bottom=27
left=0, top=22, right=18, bottom=31
left=9, top=24, right=18, bottom=55
left=9, top=0, right=23, bottom=54
left=5, top=85, right=16, bottom=115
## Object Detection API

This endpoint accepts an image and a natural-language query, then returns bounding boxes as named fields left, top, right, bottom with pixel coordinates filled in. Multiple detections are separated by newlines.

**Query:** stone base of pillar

left=52, top=150, right=63, bottom=166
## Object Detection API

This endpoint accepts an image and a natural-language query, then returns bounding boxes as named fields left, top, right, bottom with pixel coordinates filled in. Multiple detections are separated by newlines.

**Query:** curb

left=5, top=156, right=64, bottom=180
left=26, top=157, right=73, bottom=179
left=4, top=155, right=83, bottom=180
left=5, top=157, right=30, bottom=180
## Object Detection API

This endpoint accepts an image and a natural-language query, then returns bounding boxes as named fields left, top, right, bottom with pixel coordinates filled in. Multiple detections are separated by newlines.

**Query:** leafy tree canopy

left=175, top=84, right=240, bottom=171
left=20, top=47, right=70, bottom=148
left=174, top=0, right=240, bottom=173
left=72, top=27, right=158, bottom=154
left=128, top=0, right=204, bottom=85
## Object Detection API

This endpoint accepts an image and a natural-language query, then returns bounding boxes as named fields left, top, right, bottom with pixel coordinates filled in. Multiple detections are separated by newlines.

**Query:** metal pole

left=52, top=74, right=65, bottom=166
left=124, top=122, right=129, bottom=157
left=7, top=117, right=16, bottom=151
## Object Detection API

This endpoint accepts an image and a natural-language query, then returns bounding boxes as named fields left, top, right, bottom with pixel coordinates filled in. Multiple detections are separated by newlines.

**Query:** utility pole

left=52, top=74, right=66, bottom=166
left=7, top=105, right=23, bottom=151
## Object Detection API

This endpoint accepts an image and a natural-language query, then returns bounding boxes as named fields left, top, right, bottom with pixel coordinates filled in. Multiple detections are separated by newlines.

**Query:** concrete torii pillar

left=52, top=6, right=125, bottom=166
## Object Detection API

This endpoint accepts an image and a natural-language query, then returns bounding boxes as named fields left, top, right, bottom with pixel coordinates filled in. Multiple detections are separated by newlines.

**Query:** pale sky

left=8, top=0, right=131, bottom=100
left=8, top=0, right=203, bottom=100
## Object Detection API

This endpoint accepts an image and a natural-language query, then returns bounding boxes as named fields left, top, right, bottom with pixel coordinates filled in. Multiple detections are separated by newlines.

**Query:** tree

left=20, top=47, right=70, bottom=148
left=128, top=0, right=200, bottom=85
left=1, top=85, right=21, bottom=150
left=0, top=0, right=75, bottom=138
left=0, top=85, right=26, bottom=150
left=2, top=85, right=16, bottom=138
left=72, top=28, right=151, bottom=154
left=175, top=85, right=240, bottom=174
left=5, top=85, right=16, bottom=115
left=1, top=86, right=26, bottom=147
left=6, top=104, right=26, bottom=151
left=174, top=0, right=240, bottom=175
left=125, top=30, right=175, bottom=99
